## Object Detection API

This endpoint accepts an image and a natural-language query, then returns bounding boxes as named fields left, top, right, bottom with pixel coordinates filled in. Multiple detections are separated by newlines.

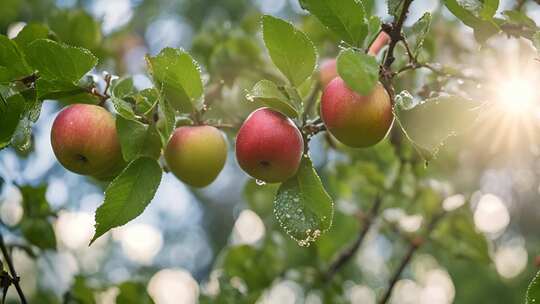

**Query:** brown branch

left=0, top=233, right=27, bottom=304
left=378, top=211, right=445, bottom=304
left=380, top=0, right=415, bottom=102
left=324, top=196, right=383, bottom=281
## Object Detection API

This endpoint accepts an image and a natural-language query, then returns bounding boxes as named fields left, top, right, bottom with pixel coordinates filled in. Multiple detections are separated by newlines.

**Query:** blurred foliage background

left=0, top=0, right=540, bottom=303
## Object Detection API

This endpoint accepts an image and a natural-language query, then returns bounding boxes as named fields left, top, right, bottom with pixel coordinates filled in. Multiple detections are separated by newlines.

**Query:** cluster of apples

left=50, top=32, right=393, bottom=187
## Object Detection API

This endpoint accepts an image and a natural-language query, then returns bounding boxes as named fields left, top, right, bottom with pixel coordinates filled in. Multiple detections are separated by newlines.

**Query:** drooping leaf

left=48, top=9, right=102, bottom=51
left=25, top=39, right=98, bottom=83
left=274, top=156, right=334, bottom=247
left=116, top=117, right=162, bottom=161
left=0, top=35, right=32, bottom=83
left=299, top=0, right=368, bottom=47
left=262, top=15, right=317, bottom=87
left=398, top=95, right=481, bottom=157
left=91, top=157, right=162, bottom=244
left=337, top=48, right=379, bottom=95
left=526, top=271, right=540, bottom=304
left=146, top=48, right=203, bottom=113
left=249, top=80, right=299, bottom=118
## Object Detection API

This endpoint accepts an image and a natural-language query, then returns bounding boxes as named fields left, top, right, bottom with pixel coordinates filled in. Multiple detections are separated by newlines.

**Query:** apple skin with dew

left=165, top=126, right=227, bottom=188
left=51, top=104, right=124, bottom=179
left=236, top=108, right=304, bottom=183
left=321, top=78, right=393, bottom=148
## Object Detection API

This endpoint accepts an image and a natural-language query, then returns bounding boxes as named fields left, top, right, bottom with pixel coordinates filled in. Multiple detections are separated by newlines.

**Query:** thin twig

left=324, top=196, right=383, bottom=281
left=0, top=233, right=27, bottom=304
left=302, top=82, right=321, bottom=123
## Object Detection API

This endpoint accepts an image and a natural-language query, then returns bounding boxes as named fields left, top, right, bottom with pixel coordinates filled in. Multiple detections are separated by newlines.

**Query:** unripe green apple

left=236, top=108, right=304, bottom=183
left=321, top=78, right=393, bottom=148
left=319, top=58, right=338, bottom=87
left=165, top=126, right=227, bottom=187
left=51, top=104, right=124, bottom=178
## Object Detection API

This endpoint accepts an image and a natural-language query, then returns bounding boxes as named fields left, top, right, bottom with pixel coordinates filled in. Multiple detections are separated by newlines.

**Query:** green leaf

left=91, top=157, right=162, bottom=244
left=13, top=23, right=50, bottom=51
left=299, top=0, right=368, bottom=47
left=25, top=39, right=98, bottom=83
left=0, top=35, right=32, bottom=83
left=503, top=10, right=537, bottom=29
left=526, top=271, right=540, bottom=304
left=398, top=95, right=480, bottom=157
left=116, top=117, right=162, bottom=162
left=156, top=96, right=175, bottom=146
left=131, top=88, right=159, bottom=115
left=337, top=48, right=379, bottom=95
left=479, top=0, right=499, bottom=20
left=410, top=13, right=432, bottom=56
left=48, top=9, right=102, bottom=51
left=35, top=78, right=88, bottom=100
left=111, top=97, right=136, bottom=120
left=387, top=0, right=405, bottom=18
left=111, top=77, right=136, bottom=99
left=432, top=207, right=490, bottom=263
left=249, top=80, right=299, bottom=118
left=116, top=282, right=154, bottom=304
left=146, top=48, right=203, bottom=113
left=443, top=0, right=499, bottom=42
left=0, top=93, right=25, bottom=149
left=262, top=15, right=317, bottom=87
left=20, top=218, right=56, bottom=250
left=274, top=156, right=334, bottom=247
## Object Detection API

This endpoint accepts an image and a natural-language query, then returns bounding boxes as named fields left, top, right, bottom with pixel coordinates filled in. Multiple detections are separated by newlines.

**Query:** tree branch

left=380, top=0, right=415, bottom=102
left=0, top=233, right=27, bottom=304
left=324, top=196, right=383, bottom=281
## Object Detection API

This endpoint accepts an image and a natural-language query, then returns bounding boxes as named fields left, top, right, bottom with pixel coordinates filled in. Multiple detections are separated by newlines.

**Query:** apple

left=319, top=58, right=338, bottom=88
left=320, top=78, right=393, bottom=148
left=165, top=126, right=227, bottom=187
left=236, top=108, right=304, bottom=183
left=51, top=104, right=124, bottom=178
left=368, top=32, right=391, bottom=56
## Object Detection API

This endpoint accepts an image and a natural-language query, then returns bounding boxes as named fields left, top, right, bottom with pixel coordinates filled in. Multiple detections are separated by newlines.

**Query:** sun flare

left=475, top=64, right=540, bottom=155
